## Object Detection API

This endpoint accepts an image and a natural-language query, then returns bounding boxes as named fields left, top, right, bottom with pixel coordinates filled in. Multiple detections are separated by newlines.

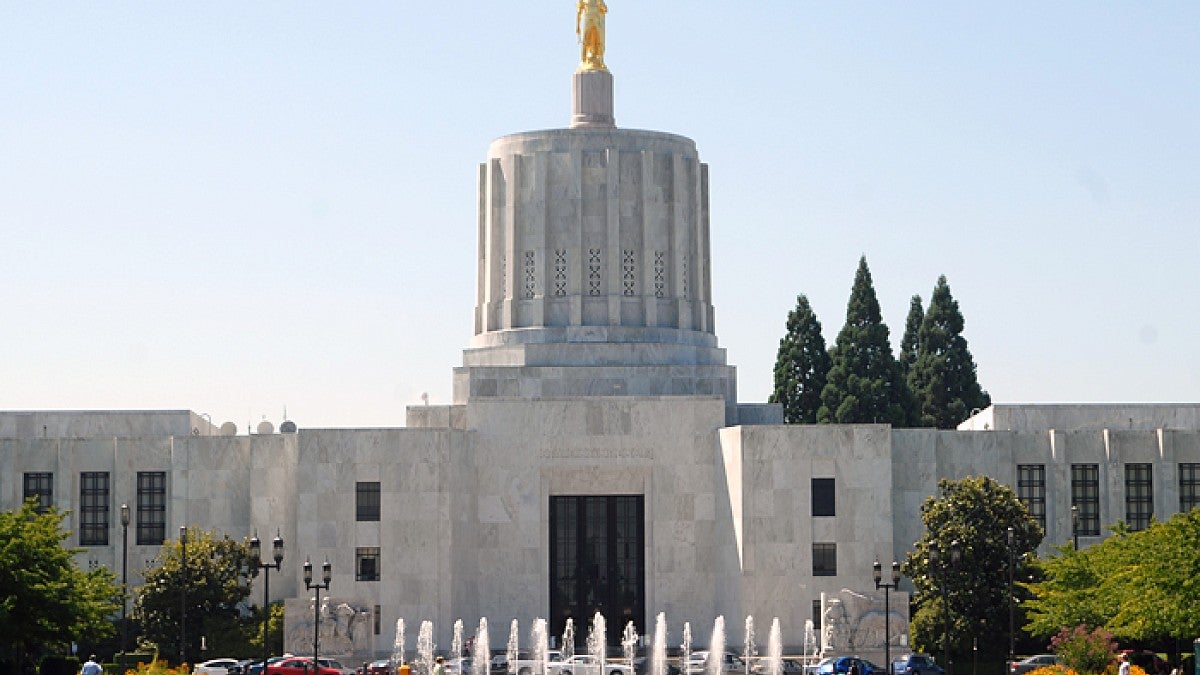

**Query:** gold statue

left=576, top=0, right=608, bottom=72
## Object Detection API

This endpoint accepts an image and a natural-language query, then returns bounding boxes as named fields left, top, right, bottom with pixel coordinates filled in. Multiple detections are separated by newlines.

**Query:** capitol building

left=3, top=8, right=1199, bottom=665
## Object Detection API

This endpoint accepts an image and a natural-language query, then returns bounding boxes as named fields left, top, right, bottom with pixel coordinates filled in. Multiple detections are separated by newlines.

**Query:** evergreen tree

left=907, top=275, right=991, bottom=428
left=899, top=294, right=924, bottom=377
left=817, top=257, right=916, bottom=425
left=768, top=294, right=832, bottom=423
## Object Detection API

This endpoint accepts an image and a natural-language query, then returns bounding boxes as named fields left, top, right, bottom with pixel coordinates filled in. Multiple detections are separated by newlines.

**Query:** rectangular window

left=1124, top=463, right=1153, bottom=531
left=1017, top=464, right=1046, bottom=530
left=374, top=605, right=382, bottom=635
left=137, top=471, right=167, bottom=545
left=811, top=478, right=835, bottom=517
left=1071, top=464, right=1100, bottom=537
left=356, top=482, right=381, bottom=522
left=356, top=547, right=381, bottom=581
left=1180, top=463, right=1200, bottom=513
left=79, top=471, right=110, bottom=546
left=812, top=542, right=837, bottom=577
left=812, top=599, right=822, bottom=633
left=23, top=472, right=53, bottom=513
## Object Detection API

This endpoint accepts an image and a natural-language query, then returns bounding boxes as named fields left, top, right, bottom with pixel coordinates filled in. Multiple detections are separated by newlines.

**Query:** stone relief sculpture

left=819, top=589, right=909, bottom=657
left=576, top=0, right=608, bottom=71
left=284, top=596, right=373, bottom=659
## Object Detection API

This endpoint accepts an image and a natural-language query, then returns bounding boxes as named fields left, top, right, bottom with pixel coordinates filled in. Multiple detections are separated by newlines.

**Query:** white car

left=552, top=654, right=633, bottom=675
left=195, top=659, right=243, bottom=675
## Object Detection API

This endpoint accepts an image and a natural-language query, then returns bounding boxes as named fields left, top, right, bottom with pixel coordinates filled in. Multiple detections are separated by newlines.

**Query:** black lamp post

left=929, top=540, right=961, bottom=675
left=1071, top=505, right=1080, bottom=551
left=874, top=558, right=902, bottom=673
left=120, top=504, right=131, bottom=668
left=1006, top=527, right=1015, bottom=666
left=180, top=525, right=188, bottom=666
left=304, top=558, right=332, bottom=669
left=250, top=532, right=284, bottom=674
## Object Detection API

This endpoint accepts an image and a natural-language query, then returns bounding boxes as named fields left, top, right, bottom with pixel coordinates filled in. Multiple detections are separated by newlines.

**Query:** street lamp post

left=1006, top=527, right=1015, bottom=666
left=874, top=559, right=902, bottom=673
left=250, top=532, right=285, bottom=674
left=120, top=504, right=131, bottom=669
left=180, top=526, right=188, bottom=666
left=1071, top=505, right=1080, bottom=551
left=304, top=558, right=332, bottom=670
left=929, top=540, right=961, bottom=675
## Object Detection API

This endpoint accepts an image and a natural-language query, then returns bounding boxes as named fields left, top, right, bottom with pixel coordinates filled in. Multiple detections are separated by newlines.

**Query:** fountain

left=393, top=619, right=406, bottom=670
left=417, top=621, right=436, bottom=675
left=802, top=620, right=817, bottom=670
left=473, top=618, right=491, bottom=675
left=682, top=622, right=693, bottom=675
left=453, top=619, right=464, bottom=660
left=507, top=619, right=520, bottom=675
left=533, top=618, right=551, bottom=675
left=743, top=616, right=755, bottom=675
left=588, top=612, right=607, bottom=672
left=562, top=618, right=576, bottom=660
left=707, top=617, right=725, bottom=675
left=651, top=613, right=667, bottom=675
left=765, top=619, right=782, bottom=675
left=622, top=621, right=638, bottom=670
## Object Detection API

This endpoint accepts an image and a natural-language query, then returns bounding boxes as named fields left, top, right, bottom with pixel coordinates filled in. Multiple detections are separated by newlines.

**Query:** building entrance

left=549, top=495, right=645, bottom=645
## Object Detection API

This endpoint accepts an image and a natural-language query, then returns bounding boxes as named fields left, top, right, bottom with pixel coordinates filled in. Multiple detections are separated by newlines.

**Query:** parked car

left=1120, top=651, right=1168, bottom=674
left=553, top=654, right=634, bottom=675
left=509, top=650, right=566, bottom=675
left=317, top=658, right=358, bottom=675
left=1010, top=655, right=1062, bottom=675
left=195, top=659, right=244, bottom=675
left=362, top=660, right=393, bottom=675
left=813, top=657, right=881, bottom=675
left=892, top=655, right=943, bottom=675
left=266, top=657, right=344, bottom=675
left=686, top=652, right=746, bottom=675
left=447, top=657, right=476, bottom=675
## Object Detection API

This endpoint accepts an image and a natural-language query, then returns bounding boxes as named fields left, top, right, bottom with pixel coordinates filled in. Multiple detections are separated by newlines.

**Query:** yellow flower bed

left=1024, top=663, right=1149, bottom=675
left=124, top=659, right=191, bottom=675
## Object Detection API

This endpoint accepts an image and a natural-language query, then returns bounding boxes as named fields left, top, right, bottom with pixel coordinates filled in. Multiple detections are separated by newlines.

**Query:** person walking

left=1119, top=654, right=1131, bottom=675
left=434, top=656, right=447, bottom=675
left=81, top=655, right=103, bottom=675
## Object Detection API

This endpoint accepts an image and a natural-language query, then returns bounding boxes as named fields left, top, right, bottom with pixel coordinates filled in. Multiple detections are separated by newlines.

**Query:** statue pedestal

left=571, top=69, right=615, bottom=128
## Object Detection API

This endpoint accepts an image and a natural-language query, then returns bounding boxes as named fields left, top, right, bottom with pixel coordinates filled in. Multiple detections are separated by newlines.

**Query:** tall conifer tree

left=769, top=294, right=832, bottom=423
left=907, top=275, right=991, bottom=428
left=899, top=294, right=924, bottom=377
left=818, top=257, right=916, bottom=425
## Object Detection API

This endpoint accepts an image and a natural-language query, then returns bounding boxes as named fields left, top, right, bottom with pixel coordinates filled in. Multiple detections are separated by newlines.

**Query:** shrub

left=39, top=655, right=80, bottom=675
left=1050, top=625, right=1118, bottom=675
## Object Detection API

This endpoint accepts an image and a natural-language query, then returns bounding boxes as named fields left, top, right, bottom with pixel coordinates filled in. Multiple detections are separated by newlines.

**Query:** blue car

left=815, top=657, right=882, bottom=675
left=892, top=655, right=944, bottom=675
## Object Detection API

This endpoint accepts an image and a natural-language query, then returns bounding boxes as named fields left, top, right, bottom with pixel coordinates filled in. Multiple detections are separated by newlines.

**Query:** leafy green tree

left=907, top=276, right=991, bottom=428
left=133, top=527, right=257, bottom=663
left=899, top=294, right=923, bottom=378
left=0, top=501, right=121, bottom=670
left=769, top=294, right=832, bottom=423
left=818, top=257, right=916, bottom=425
left=903, top=476, right=1043, bottom=666
left=1025, top=509, right=1200, bottom=645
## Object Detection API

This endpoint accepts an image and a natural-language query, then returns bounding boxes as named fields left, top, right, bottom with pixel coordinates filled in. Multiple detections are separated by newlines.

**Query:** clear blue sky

left=2, top=2, right=1197, bottom=430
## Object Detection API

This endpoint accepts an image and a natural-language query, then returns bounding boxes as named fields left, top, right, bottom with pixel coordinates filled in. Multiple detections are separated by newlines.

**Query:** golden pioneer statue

left=576, top=0, right=608, bottom=72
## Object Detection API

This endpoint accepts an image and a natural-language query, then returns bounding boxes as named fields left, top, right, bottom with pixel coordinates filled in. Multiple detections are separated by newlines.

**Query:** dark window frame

left=1017, top=464, right=1047, bottom=530
left=23, top=472, right=53, bottom=513
left=356, top=547, right=381, bottom=581
left=1071, top=464, right=1101, bottom=536
left=356, top=482, right=381, bottom=522
left=812, top=542, right=837, bottom=577
left=811, top=478, right=835, bottom=517
left=79, top=471, right=110, bottom=546
left=1181, top=463, right=1200, bottom=513
left=1124, top=463, right=1153, bottom=531
left=137, top=471, right=167, bottom=545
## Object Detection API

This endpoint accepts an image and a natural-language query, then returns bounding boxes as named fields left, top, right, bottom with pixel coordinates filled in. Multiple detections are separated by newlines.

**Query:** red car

left=266, top=657, right=343, bottom=675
